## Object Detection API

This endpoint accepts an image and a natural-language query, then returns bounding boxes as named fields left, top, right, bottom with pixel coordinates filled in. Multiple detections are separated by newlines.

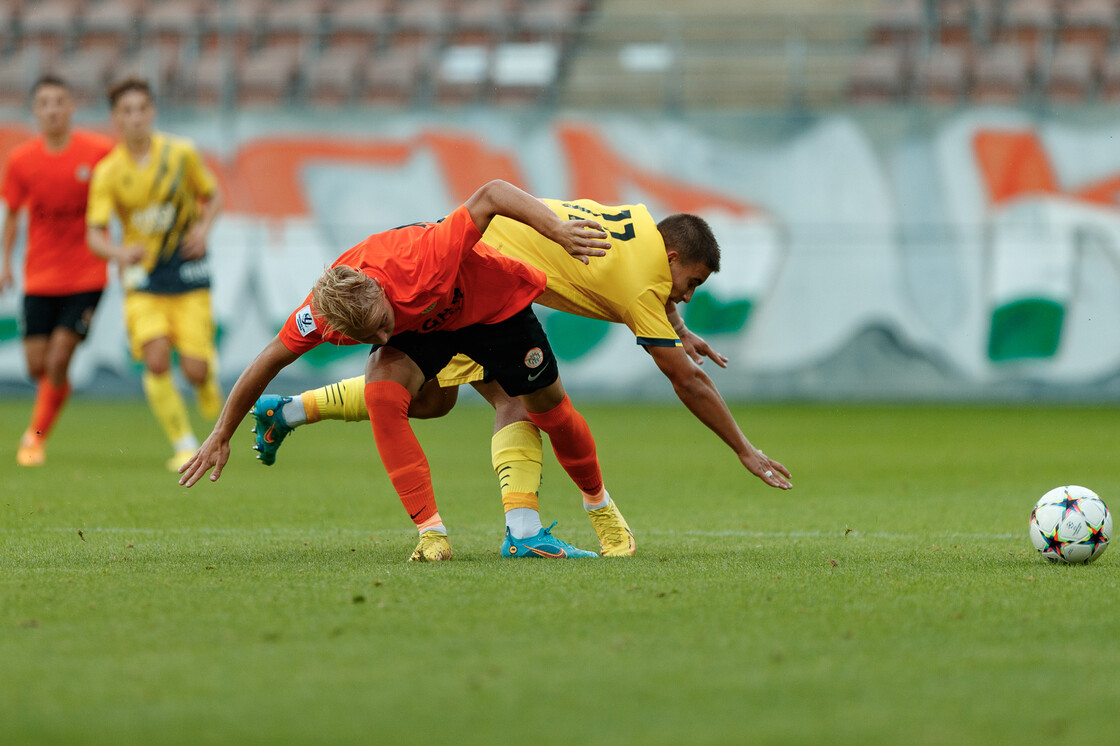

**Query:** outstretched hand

left=178, top=433, right=231, bottom=487
left=555, top=219, right=611, bottom=265
left=743, top=448, right=792, bottom=490
left=680, top=329, right=729, bottom=368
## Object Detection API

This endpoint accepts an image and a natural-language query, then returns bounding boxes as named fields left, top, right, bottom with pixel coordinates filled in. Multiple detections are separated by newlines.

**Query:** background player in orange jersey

left=179, top=180, right=616, bottom=562
left=0, top=75, right=115, bottom=466
left=86, top=78, right=223, bottom=471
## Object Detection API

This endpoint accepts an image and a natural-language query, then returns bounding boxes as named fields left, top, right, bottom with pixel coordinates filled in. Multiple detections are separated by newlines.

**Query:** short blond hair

left=311, top=266, right=389, bottom=340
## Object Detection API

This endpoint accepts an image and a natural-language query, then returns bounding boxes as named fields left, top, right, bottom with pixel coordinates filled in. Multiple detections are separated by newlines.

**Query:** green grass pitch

left=2, top=398, right=1119, bottom=744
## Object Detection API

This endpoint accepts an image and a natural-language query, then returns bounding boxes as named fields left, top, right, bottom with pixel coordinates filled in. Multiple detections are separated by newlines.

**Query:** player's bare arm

left=85, top=225, right=145, bottom=265
left=666, top=301, right=728, bottom=368
left=179, top=336, right=300, bottom=487
left=181, top=188, right=222, bottom=260
left=464, top=180, right=610, bottom=264
left=0, top=208, right=17, bottom=290
left=648, top=344, right=791, bottom=490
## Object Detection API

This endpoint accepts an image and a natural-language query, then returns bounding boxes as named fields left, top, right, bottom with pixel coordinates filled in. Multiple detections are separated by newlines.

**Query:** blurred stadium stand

left=0, top=0, right=1117, bottom=110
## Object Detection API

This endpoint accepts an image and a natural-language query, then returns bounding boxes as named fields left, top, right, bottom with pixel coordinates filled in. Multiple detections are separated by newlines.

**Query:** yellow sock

left=142, top=370, right=194, bottom=450
left=195, top=366, right=223, bottom=420
left=492, top=421, right=544, bottom=513
left=306, top=376, right=367, bottom=423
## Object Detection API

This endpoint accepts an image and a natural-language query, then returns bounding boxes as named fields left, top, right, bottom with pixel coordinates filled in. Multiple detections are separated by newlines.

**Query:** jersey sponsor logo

left=524, top=347, right=544, bottom=369
left=420, top=288, right=464, bottom=332
left=295, top=305, right=316, bottom=336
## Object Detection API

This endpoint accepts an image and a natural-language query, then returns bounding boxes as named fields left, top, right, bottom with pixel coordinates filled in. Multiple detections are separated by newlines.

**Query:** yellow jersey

left=87, top=132, right=217, bottom=294
left=482, top=199, right=680, bottom=347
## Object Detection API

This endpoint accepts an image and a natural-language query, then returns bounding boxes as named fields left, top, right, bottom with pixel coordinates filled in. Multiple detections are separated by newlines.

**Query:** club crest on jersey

left=295, top=305, right=316, bottom=336
left=524, top=347, right=544, bottom=368
left=421, top=302, right=437, bottom=314
left=75, top=164, right=91, bottom=182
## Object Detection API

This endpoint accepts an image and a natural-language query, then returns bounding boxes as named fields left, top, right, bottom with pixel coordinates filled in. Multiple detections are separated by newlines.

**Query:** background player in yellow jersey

left=86, top=78, right=223, bottom=470
left=253, top=199, right=792, bottom=556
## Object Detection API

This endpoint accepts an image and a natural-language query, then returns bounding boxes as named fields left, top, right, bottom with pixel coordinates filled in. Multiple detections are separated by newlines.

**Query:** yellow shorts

left=435, top=353, right=485, bottom=387
left=124, top=289, right=215, bottom=361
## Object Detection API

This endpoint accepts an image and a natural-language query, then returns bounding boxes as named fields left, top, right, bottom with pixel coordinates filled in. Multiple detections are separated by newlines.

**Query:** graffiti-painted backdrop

left=2, top=110, right=1120, bottom=400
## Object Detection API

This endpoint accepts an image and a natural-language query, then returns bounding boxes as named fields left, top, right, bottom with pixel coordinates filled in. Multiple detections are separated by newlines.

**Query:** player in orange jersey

left=178, top=180, right=613, bottom=562
left=0, top=75, right=115, bottom=466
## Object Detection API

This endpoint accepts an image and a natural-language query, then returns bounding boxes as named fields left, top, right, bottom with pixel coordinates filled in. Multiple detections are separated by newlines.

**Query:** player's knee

left=408, top=384, right=457, bottom=419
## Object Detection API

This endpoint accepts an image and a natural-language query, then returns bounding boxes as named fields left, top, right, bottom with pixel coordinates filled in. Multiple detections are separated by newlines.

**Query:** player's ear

left=665, top=249, right=680, bottom=264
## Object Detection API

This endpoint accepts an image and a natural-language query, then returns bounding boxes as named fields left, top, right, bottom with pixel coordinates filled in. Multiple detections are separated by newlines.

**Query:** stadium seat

left=452, top=0, right=515, bottom=46
left=394, top=0, right=452, bottom=42
left=362, top=40, right=436, bottom=106
left=934, top=0, right=972, bottom=47
left=913, top=44, right=970, bottom=104
left=262, top=0, right=327, bottom=47
left=491, top=40, right=559, bottom=104
left=432, top=43, right=490, bottom=104
left=1097, top=49, right=1120, bottom=101
left=304, top=40, right=369, bottom=105
left=111, top=44, right=179, bottom=97
left=20, top=0, right=80, bottom=56
left=996, top=0, right=1056, bottom=66
left=1045, top=42, right=1097, bottom=103
left=48, top=46, right=116, bottom=106
left=518, top=0, right=584, bottom=40
left=81, top=0, right=143, bottom=51
left=200, top=0, right=263, bottom=58
left=175, top=48, right=235, bottom=106
left=867, top=0, right=926, bottom=51
left=847, top=45, right=907, bottom=103
left=0, top=47, right=42, bottom=107
left=238, top=40, right=304, bottom=106
left=971, top=42, right=1032, bottom=104
left=328, top=0, right=394, bottom=47
left=1056, top=0, right=1115, bottom=62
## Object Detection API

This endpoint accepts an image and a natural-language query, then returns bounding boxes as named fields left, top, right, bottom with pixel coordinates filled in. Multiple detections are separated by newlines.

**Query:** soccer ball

left=1028, top=485, right=1111, bottom=564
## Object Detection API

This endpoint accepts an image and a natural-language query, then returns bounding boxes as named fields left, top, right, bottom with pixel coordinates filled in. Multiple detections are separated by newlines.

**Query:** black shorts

left=383, top=305, right=559, bottom=397
left=22, top=291, right=103, bottom=339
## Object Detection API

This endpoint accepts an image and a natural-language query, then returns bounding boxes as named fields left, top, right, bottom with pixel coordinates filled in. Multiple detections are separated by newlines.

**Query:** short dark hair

left=657, top=213, right=720, bottom=273
left=31, top=74, right=70, bottom=98
left=108, top=77, right=153, bottom=108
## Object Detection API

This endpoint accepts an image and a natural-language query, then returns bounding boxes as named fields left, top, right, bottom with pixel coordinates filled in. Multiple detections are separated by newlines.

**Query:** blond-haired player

left=252, top=199, right=792, bottom=557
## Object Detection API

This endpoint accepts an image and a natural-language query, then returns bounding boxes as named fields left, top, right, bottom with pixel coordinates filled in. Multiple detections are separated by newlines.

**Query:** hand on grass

left=743, top=448, right=792, bottom=490
left=178, top=434, right=230, bottom=487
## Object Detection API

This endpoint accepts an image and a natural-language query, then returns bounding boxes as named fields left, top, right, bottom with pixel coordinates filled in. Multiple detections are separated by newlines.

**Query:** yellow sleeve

left=86, top=161, right=115, bottom=227
left=183, top=143, right=217, bottom=199
left=625, top=290, right=681, bottom=347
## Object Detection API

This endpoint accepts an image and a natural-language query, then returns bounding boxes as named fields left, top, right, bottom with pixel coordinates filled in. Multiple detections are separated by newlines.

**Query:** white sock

left=583, top=491, right=611, bottom=511
left=506, top=507, right=544, bottom=539
left=281, top=396, right=307, bottom=426
left=419, top=525, right=447, bottom=536
left=173, top=434, right=200, bottom=453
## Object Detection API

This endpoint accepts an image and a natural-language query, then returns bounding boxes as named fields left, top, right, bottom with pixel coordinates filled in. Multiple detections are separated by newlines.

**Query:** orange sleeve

left=0, top=150, right=26, bottom=212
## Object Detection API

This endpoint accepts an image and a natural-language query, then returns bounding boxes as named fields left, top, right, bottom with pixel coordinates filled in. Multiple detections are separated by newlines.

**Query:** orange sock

left=28, top=377, right=72, bottom=440
left=364, top=380, right=439, bottom=527
left=525, top=395, right=603, bottom=496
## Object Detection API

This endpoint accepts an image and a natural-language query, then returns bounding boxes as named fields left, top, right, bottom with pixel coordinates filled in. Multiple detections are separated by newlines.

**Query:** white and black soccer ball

left=1029, top=485, right=1111, bottom=564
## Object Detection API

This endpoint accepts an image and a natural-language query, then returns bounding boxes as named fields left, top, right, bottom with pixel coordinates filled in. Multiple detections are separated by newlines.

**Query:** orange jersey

left=279, top=205, right=546, bottom=354
left=0, top=130, right=114, bottom=295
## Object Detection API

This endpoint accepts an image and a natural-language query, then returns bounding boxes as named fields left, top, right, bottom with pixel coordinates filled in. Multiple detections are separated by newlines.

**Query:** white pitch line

left=0, top=526, right=1022, bottom=541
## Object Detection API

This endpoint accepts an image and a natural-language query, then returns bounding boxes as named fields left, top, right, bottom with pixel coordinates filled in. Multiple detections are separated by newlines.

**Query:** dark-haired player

left=251, top=199, right=793, bottom=557
left=86, top=78, right=223, bottom=471
left=0, top=75, right=114, bottom=466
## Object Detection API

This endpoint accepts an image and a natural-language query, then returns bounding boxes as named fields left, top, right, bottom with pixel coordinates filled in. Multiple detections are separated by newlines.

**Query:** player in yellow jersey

left=86, top=78, right=223, bottom=471
left=252, top=199, right=792, bottom=556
